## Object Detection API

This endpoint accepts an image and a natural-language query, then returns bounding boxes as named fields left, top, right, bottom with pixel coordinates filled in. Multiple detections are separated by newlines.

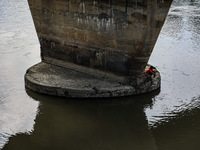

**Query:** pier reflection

left=3, top=89, right=160, bottom=150
left=150, top=97, right=200, bottom=150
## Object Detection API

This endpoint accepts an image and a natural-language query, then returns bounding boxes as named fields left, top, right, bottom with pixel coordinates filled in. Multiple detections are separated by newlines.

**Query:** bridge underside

left=25, top=0, right=172, bottom=97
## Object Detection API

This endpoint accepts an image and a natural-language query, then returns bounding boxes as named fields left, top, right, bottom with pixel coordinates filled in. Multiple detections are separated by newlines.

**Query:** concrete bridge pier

left=25, top=0, right=172, bottom=98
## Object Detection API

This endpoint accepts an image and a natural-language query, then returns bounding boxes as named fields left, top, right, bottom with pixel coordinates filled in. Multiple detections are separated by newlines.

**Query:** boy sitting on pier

left=146, top=66, right=156, bottom=77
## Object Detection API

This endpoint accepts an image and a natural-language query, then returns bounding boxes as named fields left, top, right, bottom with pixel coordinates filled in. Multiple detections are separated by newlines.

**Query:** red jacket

left=146, top=68, right=153, bottom=74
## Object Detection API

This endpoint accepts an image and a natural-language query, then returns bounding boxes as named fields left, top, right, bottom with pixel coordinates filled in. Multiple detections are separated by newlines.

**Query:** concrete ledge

left=25, top=62, right=160, bottom=98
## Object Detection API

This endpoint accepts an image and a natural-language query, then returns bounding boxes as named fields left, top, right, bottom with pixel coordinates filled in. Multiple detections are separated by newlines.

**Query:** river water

left=0, top=0, right=200, bottom=149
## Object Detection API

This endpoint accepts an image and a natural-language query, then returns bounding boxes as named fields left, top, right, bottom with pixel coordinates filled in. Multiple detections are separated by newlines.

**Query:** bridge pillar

left=25, top=0, right=172, bottom=97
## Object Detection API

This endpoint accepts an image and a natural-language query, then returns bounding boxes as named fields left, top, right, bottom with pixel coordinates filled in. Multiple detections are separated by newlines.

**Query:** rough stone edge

left=24, top=62, right=161, bottom=98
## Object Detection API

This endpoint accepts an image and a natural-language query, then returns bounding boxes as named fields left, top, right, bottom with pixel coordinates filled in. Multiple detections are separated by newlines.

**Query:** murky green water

left=0, top=0, right=200, bottom=149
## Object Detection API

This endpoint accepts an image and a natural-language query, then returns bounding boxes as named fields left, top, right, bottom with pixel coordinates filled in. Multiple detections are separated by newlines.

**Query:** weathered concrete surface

left=28, top=0, right=172, bottom=76
left=25, top=62, right=160, bottom=98
left=25, top=0, right=172, bottom=97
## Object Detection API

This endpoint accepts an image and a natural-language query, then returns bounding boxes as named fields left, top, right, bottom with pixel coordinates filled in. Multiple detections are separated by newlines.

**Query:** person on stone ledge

left=146, top=66, right=155, bottom=77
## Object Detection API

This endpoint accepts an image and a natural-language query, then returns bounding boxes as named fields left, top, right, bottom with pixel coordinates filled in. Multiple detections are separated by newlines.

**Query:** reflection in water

left=0, top=0, right=200, bottom=149
left=0, top=0, right=40, bottom=149
left=146, top=0, right=200, bottom=128
left=151, top=97, right=200, bottom=150
left=3, top=90, right=160, bottom=150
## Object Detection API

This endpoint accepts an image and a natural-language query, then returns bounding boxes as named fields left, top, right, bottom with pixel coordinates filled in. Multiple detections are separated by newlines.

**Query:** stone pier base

left=25, top=62, right=160, bottom=98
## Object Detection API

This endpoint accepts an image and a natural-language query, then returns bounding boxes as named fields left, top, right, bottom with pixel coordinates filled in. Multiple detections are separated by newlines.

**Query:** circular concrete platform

left=25, top=62, right=160, bottom=98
